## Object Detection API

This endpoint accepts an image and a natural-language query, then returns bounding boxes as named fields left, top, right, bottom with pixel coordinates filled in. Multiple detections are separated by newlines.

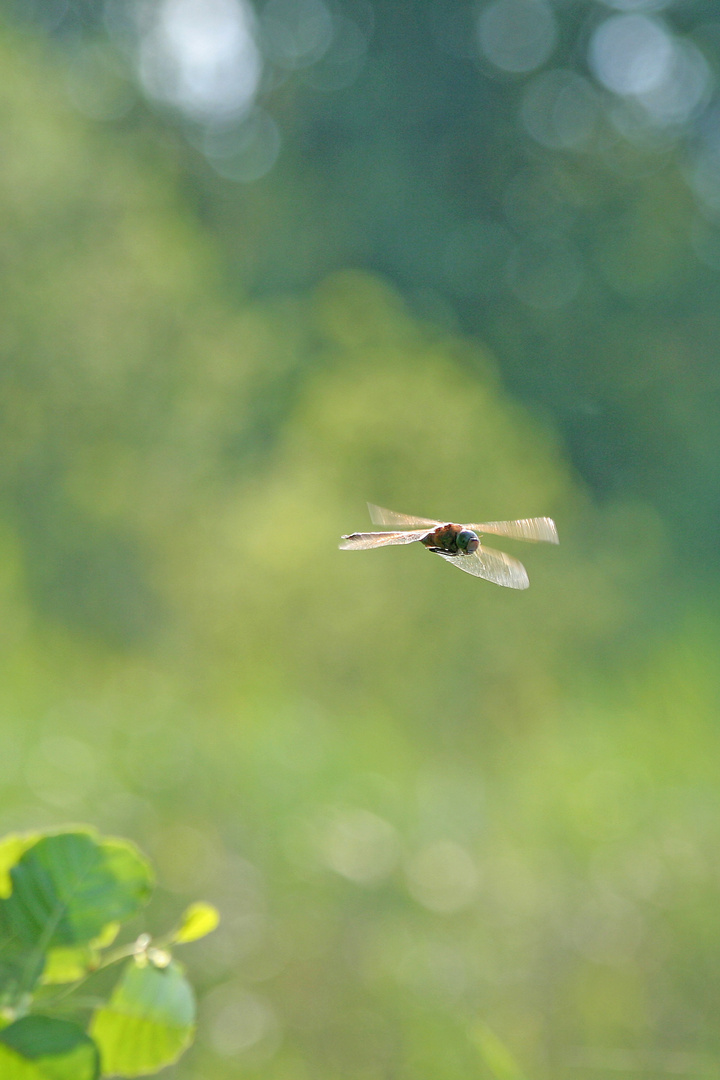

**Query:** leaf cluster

left=0, top=827, right=219, bottom=1078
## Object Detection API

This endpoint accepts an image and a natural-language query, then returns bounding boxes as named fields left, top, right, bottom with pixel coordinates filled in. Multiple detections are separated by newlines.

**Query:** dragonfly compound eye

left=457, top=530, right=479, bottom=553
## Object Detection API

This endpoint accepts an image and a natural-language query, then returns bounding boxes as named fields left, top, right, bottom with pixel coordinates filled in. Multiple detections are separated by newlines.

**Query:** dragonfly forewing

left=434, top=546, right=530, bottom=589
left=466, top=517, right=558, bottom=544
left=367, top=504, right=442, bottom=529
left=339, top=529, right=431, bottom=550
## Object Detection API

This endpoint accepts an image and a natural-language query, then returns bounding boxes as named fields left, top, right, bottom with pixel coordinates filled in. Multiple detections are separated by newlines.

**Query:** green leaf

left=170, top=902, right=220, bottom=945
left=90, top=959, right=195, bottom=1076
left=91, top=923, right=120, bottom=951
left=41, top=946, right=99, bottom=986
left=0, top=1015, right=99, bottom=1079
left=0, top=835, right=41, bottom=900
left=0, top=830, right=154, bottom=953
left=0, top=942, right=44, bottom=1005
left=42, top=923, right=120, bottom=985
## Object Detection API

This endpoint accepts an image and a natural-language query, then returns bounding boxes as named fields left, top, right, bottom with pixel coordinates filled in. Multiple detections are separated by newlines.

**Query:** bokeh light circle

left=202, top=109, right=281, bottom=182
left=260, top=0, right=333, bottom=70
left=477, top=0, right=557, bottom=74
left=137, top=0, right=261, bottom=121
left=521, top=69, right=600, bottom=149
left=589, top=14, right=673, bottom=97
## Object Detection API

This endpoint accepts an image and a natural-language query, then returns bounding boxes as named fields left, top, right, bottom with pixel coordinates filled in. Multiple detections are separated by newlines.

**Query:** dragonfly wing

left=465, top=517, right=558, bottom=544
left=367, top=503, right=442, bottom=529
left=434, top=545, right=530, bottom=589
left=339, top=529, right=430, bottom=550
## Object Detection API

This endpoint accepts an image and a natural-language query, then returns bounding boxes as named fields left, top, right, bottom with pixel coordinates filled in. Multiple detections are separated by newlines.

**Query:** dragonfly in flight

left=340, top=504, right=558, bottom=589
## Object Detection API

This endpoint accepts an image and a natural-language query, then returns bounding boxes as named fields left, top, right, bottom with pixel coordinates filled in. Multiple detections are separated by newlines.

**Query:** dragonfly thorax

left=421, top=523, right=480, bottom=555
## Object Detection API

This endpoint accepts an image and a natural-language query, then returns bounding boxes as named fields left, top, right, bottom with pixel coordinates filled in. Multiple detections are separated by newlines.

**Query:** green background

left=1, top=0, right=720, bottom=1076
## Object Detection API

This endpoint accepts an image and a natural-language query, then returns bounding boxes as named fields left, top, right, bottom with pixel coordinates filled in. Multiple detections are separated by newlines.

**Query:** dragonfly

left=339, top=504, right=558, bottom=589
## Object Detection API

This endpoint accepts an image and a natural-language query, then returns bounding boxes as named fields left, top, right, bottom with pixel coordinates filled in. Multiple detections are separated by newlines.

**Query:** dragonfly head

left=457, top=529, right=480, bottom=554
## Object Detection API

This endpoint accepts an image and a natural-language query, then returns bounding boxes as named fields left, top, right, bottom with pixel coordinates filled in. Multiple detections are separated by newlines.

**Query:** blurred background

left=0, top=0, right=720, bottom=1076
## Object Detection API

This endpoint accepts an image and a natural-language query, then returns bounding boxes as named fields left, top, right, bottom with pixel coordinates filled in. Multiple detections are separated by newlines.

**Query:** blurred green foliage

left=0, top=827, right=217, bottom=1077
left=0, top=4, right=719, bottom=1080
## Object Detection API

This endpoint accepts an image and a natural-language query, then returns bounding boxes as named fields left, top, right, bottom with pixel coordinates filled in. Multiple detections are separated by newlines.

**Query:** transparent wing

left=434, top=545, right=530, bottom=589
left=465, top=517, right=558, bottom=544
left=339, top=529, right=430, bottom=550
left=367, top=503, right=442, bottom=529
